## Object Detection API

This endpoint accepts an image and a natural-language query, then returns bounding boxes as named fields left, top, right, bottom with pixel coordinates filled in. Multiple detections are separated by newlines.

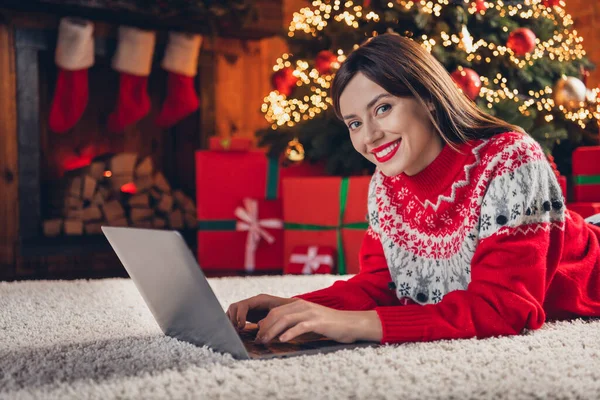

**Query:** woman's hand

left=256, top=299, right=383, bottom=344
left=226, top=294, right=298, bottom=330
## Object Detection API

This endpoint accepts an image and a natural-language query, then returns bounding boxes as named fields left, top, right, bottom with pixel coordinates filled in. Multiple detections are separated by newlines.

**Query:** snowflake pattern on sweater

left=367, top=132, right=566, bottom=305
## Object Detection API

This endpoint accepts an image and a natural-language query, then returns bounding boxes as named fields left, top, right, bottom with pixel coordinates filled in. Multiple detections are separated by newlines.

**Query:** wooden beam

left=0, top=17, right=18, bottom=277
left=15, top=28, right=42, bottom=243
left=0, top=0, right=283, bottom=40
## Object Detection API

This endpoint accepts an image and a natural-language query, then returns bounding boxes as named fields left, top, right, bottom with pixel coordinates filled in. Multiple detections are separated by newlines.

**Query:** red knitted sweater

left=295, top=131, right=600, bottom=344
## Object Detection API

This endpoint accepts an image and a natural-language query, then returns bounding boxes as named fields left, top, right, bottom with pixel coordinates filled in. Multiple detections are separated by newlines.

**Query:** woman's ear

left=426, top=101, right=436, bottom=113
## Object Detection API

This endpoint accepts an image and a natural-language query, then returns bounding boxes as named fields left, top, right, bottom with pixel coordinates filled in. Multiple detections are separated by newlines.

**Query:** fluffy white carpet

left=1, top=275, right=600, bottom=400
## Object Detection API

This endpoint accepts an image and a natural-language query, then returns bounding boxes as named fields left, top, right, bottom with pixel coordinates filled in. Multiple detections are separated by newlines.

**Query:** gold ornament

left=553, top=76, right=587, bottom=109
left=459, top=25, right=474, bottom=53
left=284, top=137, right=305, bottom=164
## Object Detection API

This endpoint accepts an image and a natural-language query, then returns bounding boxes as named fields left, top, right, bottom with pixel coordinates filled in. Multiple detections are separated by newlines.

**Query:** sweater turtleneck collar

left=391, top=140, right=475, bottom=201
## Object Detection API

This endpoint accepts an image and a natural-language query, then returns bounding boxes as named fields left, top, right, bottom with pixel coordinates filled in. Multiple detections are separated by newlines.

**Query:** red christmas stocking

left=49, top=18, right=94, bottom=134
left=155, top=33, right=202, bottom=128
left=107, top=26, right=156, bottom=133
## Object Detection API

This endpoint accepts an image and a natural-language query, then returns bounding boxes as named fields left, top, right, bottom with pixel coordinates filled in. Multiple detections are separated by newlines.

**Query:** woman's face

left=339, top=72, right=443, bottom=177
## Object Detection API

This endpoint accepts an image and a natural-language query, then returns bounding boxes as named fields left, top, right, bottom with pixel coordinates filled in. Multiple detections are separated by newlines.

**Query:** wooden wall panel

left=0, top=18, right=18, bottom=278
left=565, top=0, right=600, bottom=88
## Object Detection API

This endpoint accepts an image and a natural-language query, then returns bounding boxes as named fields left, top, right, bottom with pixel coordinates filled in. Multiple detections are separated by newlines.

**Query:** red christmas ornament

left=450, top=68, right=482, bottom=100
left=474, top=0, right=487, bottom=12
left=271, top=67, right=299, bottom=97
left=315, top=50, right=339, bottom=75
left=364, top=0, right=371, bottom=8
left=506, top=28, right=537, bottom=56
left=542, top=0, right=561, bottom=7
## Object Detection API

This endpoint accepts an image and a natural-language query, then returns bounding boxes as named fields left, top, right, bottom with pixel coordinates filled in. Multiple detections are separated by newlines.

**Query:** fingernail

left=279, top=335, right=287, bottom=342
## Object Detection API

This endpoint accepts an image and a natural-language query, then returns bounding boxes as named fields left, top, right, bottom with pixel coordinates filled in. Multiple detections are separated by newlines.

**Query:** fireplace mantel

left=0, top=0, right=283, bottom=40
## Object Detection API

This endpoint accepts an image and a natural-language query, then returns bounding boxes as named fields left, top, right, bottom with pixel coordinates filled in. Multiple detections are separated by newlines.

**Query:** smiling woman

left=227, top=33, right=600, bottom=347
left=331, top=33, right=522, bottom=178
left=339, top=78, right=441, bottom=177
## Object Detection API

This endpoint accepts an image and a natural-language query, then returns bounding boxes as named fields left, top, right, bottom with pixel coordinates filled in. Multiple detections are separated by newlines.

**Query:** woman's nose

left=363, top=120, right=382, bottom=145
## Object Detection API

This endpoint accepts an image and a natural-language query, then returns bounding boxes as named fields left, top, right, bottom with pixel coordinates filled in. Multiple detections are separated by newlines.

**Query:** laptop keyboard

left=239, top=324, right=342, bottom=356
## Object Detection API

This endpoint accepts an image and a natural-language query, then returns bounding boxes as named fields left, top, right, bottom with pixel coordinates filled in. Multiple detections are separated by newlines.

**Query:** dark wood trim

left=198, top=41, right=217, bottom=149
left=0, top=21, right=18, bottom=278
left=0, top=0, right=283, bottom=40
left=15, top=28, right=43, bottom=242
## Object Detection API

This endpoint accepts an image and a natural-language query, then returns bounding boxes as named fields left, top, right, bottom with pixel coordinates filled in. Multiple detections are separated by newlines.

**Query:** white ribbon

left=289, top=246, right=334, bottom=275
left=235, top=198, right=283, bottom=272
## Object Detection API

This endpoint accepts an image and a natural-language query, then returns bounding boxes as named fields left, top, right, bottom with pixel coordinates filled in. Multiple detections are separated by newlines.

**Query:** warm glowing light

left=268, top=0, right=597, bottom=131
left=120, top=183, right=137, bottom=195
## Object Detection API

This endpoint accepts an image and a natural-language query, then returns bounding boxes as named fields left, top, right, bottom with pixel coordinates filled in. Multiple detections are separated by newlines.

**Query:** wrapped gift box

left=196, top=151, right=324, bottom=271
left=282, top=176, right=370, bottom=275
left=567, top=202, right=600, bottom=220
left=287, top=245, right=336, bottom=275
left=197, top=197, right=283, bottom=272
left=572, top=146, right=600, bottom=202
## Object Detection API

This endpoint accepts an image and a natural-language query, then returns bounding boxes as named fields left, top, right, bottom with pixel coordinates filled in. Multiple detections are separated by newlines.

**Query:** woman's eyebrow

left=342, top=93, right=393, bottom=120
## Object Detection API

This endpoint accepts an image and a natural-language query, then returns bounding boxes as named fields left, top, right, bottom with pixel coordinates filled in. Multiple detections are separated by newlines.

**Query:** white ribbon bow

left=235, top=198, right=283, bottom=272
left=289, top=246, right=334, bottom=275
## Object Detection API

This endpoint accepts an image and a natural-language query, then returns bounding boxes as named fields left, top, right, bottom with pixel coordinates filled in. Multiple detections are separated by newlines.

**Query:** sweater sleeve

left=374, top=137, right=566, bottom=344
left=294, top=172, right=400, bottom=310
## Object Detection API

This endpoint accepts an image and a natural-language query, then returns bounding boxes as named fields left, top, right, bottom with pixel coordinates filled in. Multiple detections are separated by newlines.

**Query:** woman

left=227, top=33, right=600, bottom=345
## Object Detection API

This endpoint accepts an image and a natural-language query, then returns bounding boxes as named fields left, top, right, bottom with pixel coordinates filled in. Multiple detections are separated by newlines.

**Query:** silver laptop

left=102, top=226, right=374, bottom=360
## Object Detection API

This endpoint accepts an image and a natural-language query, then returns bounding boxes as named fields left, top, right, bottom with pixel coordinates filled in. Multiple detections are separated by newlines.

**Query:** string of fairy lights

left=262, top=0, right=600, bottom=131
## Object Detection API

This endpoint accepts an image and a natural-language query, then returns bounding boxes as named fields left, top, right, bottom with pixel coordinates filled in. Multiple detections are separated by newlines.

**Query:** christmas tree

left=257, top=0, right=598, bottom=176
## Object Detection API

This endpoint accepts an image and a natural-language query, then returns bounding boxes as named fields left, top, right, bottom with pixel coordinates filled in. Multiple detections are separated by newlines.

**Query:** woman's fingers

left=227, top=295, right=296, bottom=331
left=226, top=303, right=238, bottom=328
left=279, top=321, right=315, bottom=342
left=235, top=302, right=249, bottom=330
left=257, top=311, right=312, bottom=343
left=257, top=301, right=314, bottom=342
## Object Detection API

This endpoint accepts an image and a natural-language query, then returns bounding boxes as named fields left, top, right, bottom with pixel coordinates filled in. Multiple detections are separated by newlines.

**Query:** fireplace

left=0, top=2, right=285, bottom=280
left=14, top=27, right=201, bottom=275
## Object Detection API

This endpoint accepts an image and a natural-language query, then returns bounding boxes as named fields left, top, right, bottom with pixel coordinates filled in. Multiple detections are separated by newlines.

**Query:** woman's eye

left=376, top=104, right=391, bottom=115
left=348, top=121, right=361, bottom=130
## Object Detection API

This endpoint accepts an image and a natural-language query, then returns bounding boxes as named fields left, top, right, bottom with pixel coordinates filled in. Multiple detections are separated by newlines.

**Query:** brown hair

left=331, top=33, right=524, bottom=146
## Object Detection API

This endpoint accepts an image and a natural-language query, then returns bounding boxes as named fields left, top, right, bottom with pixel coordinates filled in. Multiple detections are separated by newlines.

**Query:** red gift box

left=209, top=137, right=253, bottom=151
left=197, top=197, right=283, bottom=272
left=567, top=202, right=600, bottom=220
left=287, top=245, right=336, bottom=275
left=283, top=176, right=370, bottom=275
left=196, top=151, right=325, bottom=271
left=572, top=146, right=600, bottom=202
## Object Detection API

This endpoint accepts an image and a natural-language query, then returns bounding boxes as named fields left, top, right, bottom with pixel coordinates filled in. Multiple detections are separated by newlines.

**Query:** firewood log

left=168, top=209, right=184, bottom=229
left=64, top=219, right=84, bottom=235
left=153, top=172, right=171, bottom=193
left=43, top=219, right=63, bottom=237
left=82, top=206, right=102, bottom=222
left=157, top=194, right=174, bottom=213
left=102, top=200, right=125, bottom=223
left=128, top=193, right=150, bottom=208
left=131, top=207, right=153, bottom=222
left=109, top=153, right=137, bottom=176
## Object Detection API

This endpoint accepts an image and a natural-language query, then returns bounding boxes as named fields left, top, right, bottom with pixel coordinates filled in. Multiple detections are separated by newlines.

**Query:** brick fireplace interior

left=0, top=0, right=289, bottom=280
